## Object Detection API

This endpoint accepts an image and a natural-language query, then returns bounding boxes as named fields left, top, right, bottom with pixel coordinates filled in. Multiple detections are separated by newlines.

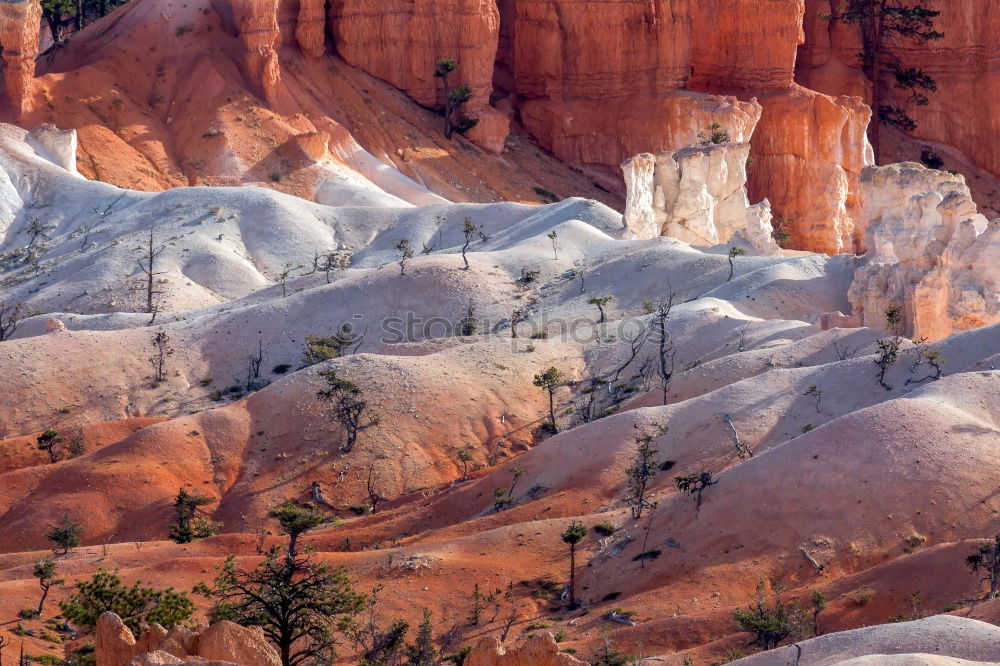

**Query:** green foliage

left=459, top=300, right=478, bottom=336
left=196, top=551, right=365, bottom=666
left=874, top=304, right=904, bottom=389
left=592, top=521, right=617, bottom=537
left=625, top=424, right=666, bottom=520
left=675, top=470, right=718, bottom=512
left=169, top=488, right=220, bottom=544
left=404, top=609, right=436, bottom=666
left=697, top=122, right=731, bottom=145
left=317, top=367, right=379, bottom=453
left=966, top=535, right=1000, bottom=599
left=269, top=501, right=328, bottom=556
left=302, top=324, right=362, bottom=366
left=46, top=517, right=83, bottom=554
left=733, top=580, right=795, bottom=650
left=561, top=521, right=587, bottom=547
left=37, top=429, right=64, bottom=464
left=60, top=569, right=193, bottom=634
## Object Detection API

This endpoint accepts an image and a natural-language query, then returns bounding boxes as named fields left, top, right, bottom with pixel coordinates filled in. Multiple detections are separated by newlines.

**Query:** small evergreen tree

left=168, top=488, right=220, bottom=544
left=269, top=500, right=328, bottom=558
left=625, top=424, right=667, bottom=520
left=149, top=330, right=173, bottom=384
left=47, top=516, right=83, bottom=554
left=727, top=247, right=745, bottom=282
left=587, top=296, right=613, bottom=324
left=733, top=580, right=794, bottom=650
left=546, top=230, right=559, bottom=260
left=61, top=569, right=193, bottom=634
left=459, top=300, right=478, bottom=336
left=532, top=367, right=566, bottom=433
left=317, top=368, right=380, bottom=453
left=456, top=447, right=473, bottom=481
left=302, top=324, right=363, bottom=366
left=697, top=122, right=730, bottom=145
left=434, top=58, right=478, bottom=139
left=33, top=559, right=63, bottom=615
left=37, top=428, right=64, bottom=464
left=196, top=549, right=365, bottom=666
left=874, top=304, right=904, bottom=390
left=967, top=535, right=1000, bottom=600
left=405, top=609, right=436, bottom=666
left=394, top=239, right=414, bottom=276
left=460, top=218, right=480, bottom=270
left=561, top=521, right=587, bottom=608
left=811, top=589, right=828, bottom=636
left=675, top=470, right=718, bottom=514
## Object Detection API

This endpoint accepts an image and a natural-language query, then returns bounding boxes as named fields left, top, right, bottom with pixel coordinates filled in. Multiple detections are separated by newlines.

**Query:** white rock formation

left=728, top=615, right=1000, bottom=666
left=26, top=124, right=79, bottom=174
left=848, top=162, right=999, bottom=340
left=621, top=142, right=780, bottom=255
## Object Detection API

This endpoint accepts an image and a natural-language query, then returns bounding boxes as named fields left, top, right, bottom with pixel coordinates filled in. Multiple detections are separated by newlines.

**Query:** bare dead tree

left=833, top=338, right=860, bottom=361
left=367, top=467, right=387, bottom=513
left=136, top=223, right=167, bottom=323
left=247, top=337, right=264, bottom=391
left=737, top=323, right=751, bottom=352
left=0, top=301, right=26, bottom=342
left=724, top=414, right=752, bottom=459
left=651, top=292, right=678, bottom=405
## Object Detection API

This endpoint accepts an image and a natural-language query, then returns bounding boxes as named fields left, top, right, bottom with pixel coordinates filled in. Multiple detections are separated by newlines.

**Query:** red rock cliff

left=799, top=0, right=1000, bottom=182
left=0, top=0, right=41, bottom=119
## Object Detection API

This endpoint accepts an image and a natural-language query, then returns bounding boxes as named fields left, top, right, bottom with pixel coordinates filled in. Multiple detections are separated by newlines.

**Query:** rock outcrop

left=799, top=0, right=1000, bottom=183
left=328, top=0, right=502, bottom=150
left=0, top=0, right=41, bottom=119
left=228, top=0, right=283, bottom=104
left=26, top=123, right=78, bottom=173
left=848, top=163, right=1000, bottom=340
left=747, top=86, right=874, bottom=255
left=622, top=141, right=779, bottom=255
left=729, top=616, right=1000, bottom=666
left=466, top=632, right=587, bottom=666
left=294, top=0, right=326, bottom=58
left=94, top=612, right=281, bottom=666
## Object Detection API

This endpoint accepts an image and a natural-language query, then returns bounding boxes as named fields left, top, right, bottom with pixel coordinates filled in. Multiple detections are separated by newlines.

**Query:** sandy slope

left=0, top=119, right=998, bottom=664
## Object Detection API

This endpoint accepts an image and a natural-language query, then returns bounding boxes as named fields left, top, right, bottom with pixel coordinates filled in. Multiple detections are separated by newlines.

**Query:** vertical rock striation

left=228, top=0, right=283, bottom=103
left=622, top=139, right=779, bottom=255
left=848, top=163, right=1000, bottom=340
left=0, top=0, right=41, bottom=119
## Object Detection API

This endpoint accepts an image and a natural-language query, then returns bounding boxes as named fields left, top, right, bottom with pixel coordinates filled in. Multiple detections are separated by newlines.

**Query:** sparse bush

left=47, top=516, right=83, bottom=555
left=593, top=521, right=617, bottom=537
left=316, top=368, right=379, bottom=453
left=967, top=535, right=1000, bottom=600
left=60, top=570, right=193, bottom=634
left=302, top=324, right=362, bottom=366
left=853, top=586, right=875, bottom=606
left=168, top=488, right=221, bottom=544
left=733, top=580, right=797, bottom=650
left=698, top=122, right=730, bottom=145
left=675, top=470, right=718, bottom=513
left=533, top=367, right=565, bottom=433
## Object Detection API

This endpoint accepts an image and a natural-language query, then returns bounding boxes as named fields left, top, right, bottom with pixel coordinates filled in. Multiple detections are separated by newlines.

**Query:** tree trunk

left=76, top=0, right=84, bottom=30
left=568, top=544, right=576, bottom=606
left=37, top=585, right=49, bottom=614
left=548, top=390, right=556, bottom=430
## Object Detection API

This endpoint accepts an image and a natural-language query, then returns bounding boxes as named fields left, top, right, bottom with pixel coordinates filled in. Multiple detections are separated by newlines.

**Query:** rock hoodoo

left=848, top=162, right=999, bottom=340
left=0, top=0, right=41, bottom=119
left=622, top=139, right=779, bottom=255
left=94, top=613, right=280, bottom=666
